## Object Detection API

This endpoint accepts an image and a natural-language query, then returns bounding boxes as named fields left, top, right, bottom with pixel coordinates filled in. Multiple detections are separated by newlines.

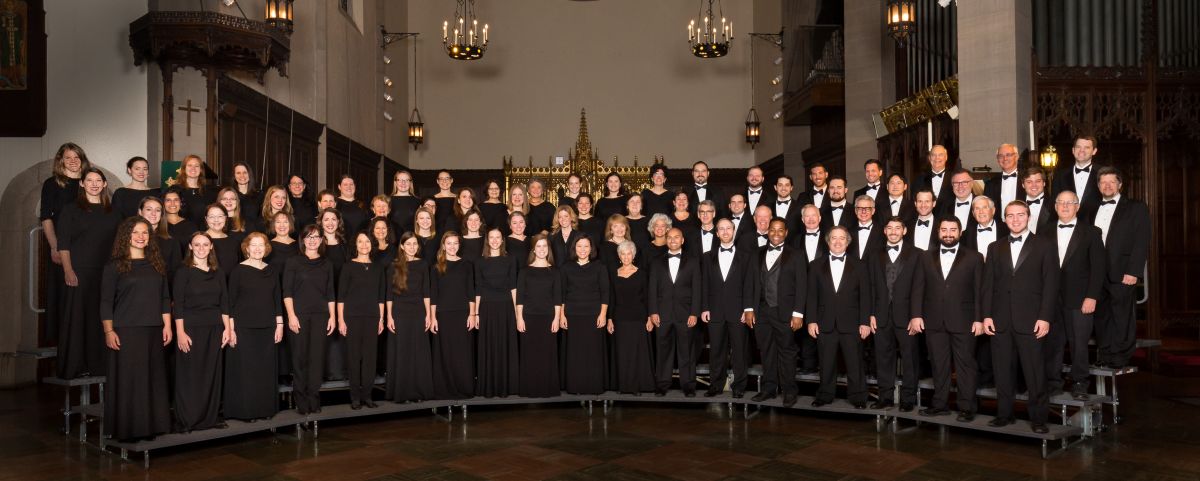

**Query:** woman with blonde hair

left=430, top=231, right=477, bottom=400
left=169, top=154, right=216, bottom=225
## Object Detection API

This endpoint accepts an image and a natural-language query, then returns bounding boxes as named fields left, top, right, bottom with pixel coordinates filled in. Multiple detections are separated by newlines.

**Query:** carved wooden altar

left=503, top=109, right=662, bottom=205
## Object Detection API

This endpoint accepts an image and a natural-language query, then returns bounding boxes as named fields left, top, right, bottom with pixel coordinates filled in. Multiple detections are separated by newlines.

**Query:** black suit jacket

left=683, top=184, right=727, bottom=218
left=1046, top=223, right=1106, bottom=308
left=729, top=212, right=754, bottom=246
left=648, top=253, right=703, bottom=324
left=1097, top=196, right=1150, bottom=283
left=701, top=245, right=757, bottom=323
left=819, top=203, right=855, bottom=233
left=1052, top=163, right=1103, bottom=222
left=905, top=216, right=938, bottom=251
left=911, top=246, right=984, bottom=333
left=914, top=171, right=955, bottom=217
left=790, top=229, right=829, bottom=265
left=683, top=225, right=716, bottom=257
left=876, top=196, right=915, bottom=226
left=982, top=234, right=1061, bottom=334
left=848, top=223, right=886, bottom=262
left=983, top=172, right=1027, bottom=210
left=751, top=245, right=808, bottom=317
left=852, top=184, right=884, bottom=206
left=806, top=254, right=871, bottom=334
left=869, top=243, right=921, bottom=329
left=743, top=185, right=774, bottom=214
left=769, top=196, right=804, bottom=242
left=961, top=220, right=1010, bottom=254
left=1025, top=196, right=1055, bottom=234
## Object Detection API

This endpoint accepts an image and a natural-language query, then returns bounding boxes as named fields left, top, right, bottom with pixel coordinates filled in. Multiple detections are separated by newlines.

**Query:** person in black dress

left=516, top=235, right=563, bottom=397
left=102, top=217, right=172, bottom=442
left=596, top=172, right=629, bottom=219
left=475, top=228, right=519, bottom=397
left=670, top=191, right=699, bottom=232
left=287, top=174, right=317, bottom=231
left=560, top=235, right=610, bottom=395
left=169, top=154, right=217, bottom=225
left=57, top=167, right=121, bottom=378
left=576, top=193, right=606, bottom=241
left=421, top=197, right=438, bottom=217
left=138, top=196, right=183, bottom=283
left=414, top=207, right=441, bottom=261
left=557, top=173, right=584, bottom=210
left=550, top=205, right=580, bottom=266
left=642, top=164, right=673, bottom=218
left=202, top=204, right=244, bottom=279
left=338, top=232, right=385, bottom=409
left=430, top=232, right=478, bottom=400
left=600, top=215, right=641, bottom=273
left=335, top=174, right=369, bottom=237
left=506, top=182, right=531, bottom=235
left=112, top=156, right=154, bottom=218
left=644, top=213, right=673, bottom=268
left=389, top=170, right=421, bottom=237
left=267, top=211, right=299, bottom=269
left=164, top=190, right=198, bottom=253
left=625, top=194, right=652, bottom=252
left=318, top=207, right=349, bottom=381
left=506, top=211, right=531, bottom=270
left=231, top=163, right=262, bottom=230
left=385, top=233, right=435, bottom=402
left=40, top=142, right=88, bottom=346
left=608, top=240, right=656, bottom=394
left=479, top=179, right=510, bottom=231
left=370, top=195, right=400, bottom=235
left=432, top=170, right=458, bottom=231
left=173, top=232, right=231, bottom=432
left=283, top=225, right=336, bottom=415
left=444, top=187, right=478, bottom=235
left=260, top=185, right=294, bottom=234
left=369, top=216, right=397, bottom=267
left=459, top=208, right=486, bottom=261
left=526, top=179, right=556, bottom=236
left=225, top=232, right=283, bottom=421
left=218, top=187, right=250, bottom=235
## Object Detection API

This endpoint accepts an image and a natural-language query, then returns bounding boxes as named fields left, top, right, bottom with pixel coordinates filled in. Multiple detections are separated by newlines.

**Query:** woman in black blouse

left=138, top=196, right=182, bottom=285
left=645, top=213, right=673, bottom=267
left=267, top=211, right=298, bottom=270
left=526, top=179, right=556, bottom=236
left=607, top=240, right=656, bottom=394
left=259, top=185, right=294, bottom=234
left=338, top=232, right=385, bottom=409
left=368, top=216, right=397, bottom=267
left=516, top=235, right=562, bottom=397
left=102, top=217, right=172, bottom=442
left=641, top=164, right=673, bottom=218
left=164, top=190, right=198, bottom=253
left=600, top=215, right=640, bottom=274
left=596, top=172, right=629, bottom=219
left=430, top=232, right=477, bottom=400
left=370, top=195, right=399, bottom=235
left=575, top=193, right=605, bottom=241
left=231, top=163, right=262, bottom=229
left=169, top=154, right=216, bottom=225
left=670, top=190, right=699, bottom=232
left=57, top=167, right=121, bottom=378
left=560, top=235, right=609, bottom=395
left=413, top=207, right=440, bottom=261
left=112, top=156, right=154, bottom=218
left=475, top=228, right=518, bottom=397
left=336, top=174, right=368, bottom=237
left=505, top=211, right=530, bottom=270
left=550, top=205, right=579, bottom=266
left=317, top=208, right=349, bottom=381
left=217, top=187, right=248, bottom=235
left=459, top=208, right=485, bottom=261
left=432, top=170, right=457, bottom=230
left=172, top=232, right=231, bottom=432
left=506, top=183, right=530, bottom=235
left=625, top=194, right=651, bottom=252
left=40, top=143, right=88, bottom=346
left=557, top=173, right=583, bottom=210
left=225, top=232, right=283, bottom=421
left=479, top=179, right=509, bottom=231
left=283, top=225, right=336, bottom=415
left=444, top=187, right=477, bottom=235
left=202, top=204, right=243, bottom=279
left=385, top=233, right=434, bottom=402
left=286, top=174, right=316, bottom=231
left=389, top=170, right=420, bottom=237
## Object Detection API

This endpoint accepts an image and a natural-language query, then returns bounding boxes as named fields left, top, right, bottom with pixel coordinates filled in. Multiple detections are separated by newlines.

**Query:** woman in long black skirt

left=516, top=235, right=562, bottom=397
left=40, top=143, right=87, bottom=347
left=338, top=232, right=385, bottom=409
left=172, top=232, right=231, bottom=432
left=608, top=241, right=656, bottom=394
left=266, top=211, right=297, bottom=381
left=430, top=231, right=477, bottom=400
left=102, top=217, right=172, bottom=441
left=283, top=225, right=336, bottom=414
left=225, top=232, right=283, bottom=421
left=505, top=211, right=530, bottom=271
left=385, top=233, right=434, bottom=402
left=389, top=170, right=420, bottom=237
left=413, top=207, right=440, bottom=261
left=318, top=208, right=349, bottom=381
left=459, top=208, right=486, bottom=262
left=57, top=167, right=121, bottom=378
left=475, top=228, right=519, bottom=397
left=560, top=235, right=609, bottom=395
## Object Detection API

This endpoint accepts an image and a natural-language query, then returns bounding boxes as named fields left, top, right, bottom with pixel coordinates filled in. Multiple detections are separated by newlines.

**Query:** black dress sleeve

left=596, top=264, right=610, bottom=306
left=100, top=262, right=117, bottom=321
left=172, top=267, right=190, bottom=320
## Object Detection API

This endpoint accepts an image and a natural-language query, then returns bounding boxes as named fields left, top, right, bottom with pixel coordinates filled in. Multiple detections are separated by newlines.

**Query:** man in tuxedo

left=701, top=218, right=757, bottom=398
left=914, top=145, right=955, bottom=214
left=851, top=195, right=885, bottom=261
left=648, top=227, right=703, bottom=396
left=728, top=193, right=753, bottom=245
left=750, top=218, right=808, bottom=406
left=1021, top=167, right=1054, bottom=234
left=692, top=200, right=718, bottom=255
left=821, top=177, right=854, bottom=232
left=771, top=174, right=803, bottom=239
left=794, top=204, right=826, bottom=373
left=683, top=161, right=726, bottom=218
left=867, top=217, right=923, bottom=411
left=853, top=159, right=885, bottom=203
left=983, top=144, right=1026, bottom=208
left=1052, top=136, right=1103, bottom=222
left=1092, top=167, right=1150, bottom=368
left=806, top=226, right=873, bottom=408
left=744, top=165, right=771, bottom=213
left=910, top=216, right=985, bottom=421
left=948, top=169, right=976, bottom=228
left=879, top=173, right=915, bottom=226
left=962, top=196, right=1008, bottom=259
left=906, top=190, right=938, bottom=251
left=805, top=162, right=831, bottom=211
left=982, top=200, right=1060, bottom=433
left=739, top=205, right=773, bottom=251
left=1046, top=191, right=1106, bottom=399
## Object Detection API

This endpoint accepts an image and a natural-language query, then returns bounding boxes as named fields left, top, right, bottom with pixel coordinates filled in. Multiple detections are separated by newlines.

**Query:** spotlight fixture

left=383, top=76, right=393, bottom=87
left=384, top=93, right=394, bottom=102
left=688, top=0, right=732, bottom=58
left=771, top=92, right=784, bottom=102
left=770, top=75, right=782, bottom=85
left=772, top=111, right=782, bottom=120
left=383, top=112, right=393, bottom=121
left=443, top=0, right=488, bottom=60
left=382, top=55, right=392, bottom=64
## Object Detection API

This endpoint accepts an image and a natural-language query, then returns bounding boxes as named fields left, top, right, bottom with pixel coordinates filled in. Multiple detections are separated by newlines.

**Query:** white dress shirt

left=1026, top=195, right=1045, bottom=234
left=811, top=189, right=825, bottom=208
left=747, top=188, right=763, bottom=210
left=856, top=223, right=873, bottom=258
left=1009, top=231, right=1028, bottom=269
left=1073, top=162, right=1092, bottom=198
left=699, top=226, right=715, bottom=253
left=864, top=183, right=881, bottom=201
left=803, top=229, right=820, bottom=262
left=888, top=196, right=903, bottom=217
left=939, top=244, right=958, bottom=279
left=765, top=243, right=784, bottom=270
left=931, top=170, right=946, bottom=198
left=829, top=201, right=847, bottom=225
left=730, top=212, right=745, bottom=233
left=913, top=215, right=934, bottom=251
left=1000, top=170, right=1019, bottom=207
left=953, top=195, right=974, bottom=228
left=694, top=184, right=708, bottom=202
left=1094, top=194, right=1119, bottom=245
left=1056, top=218, right=1076, bottom=267
left=829, top=252, right=846, bottom=292
left=775, top=197, right=793, bottom=219
left=975, top=220, right=998, bottom=258
left=717, top=243, right=735, bottom=280
left=886, top=242, right=901, bottom=263
left=667, top=250, right=682, bottom=282
left=755, top=230, right=769, bottom=247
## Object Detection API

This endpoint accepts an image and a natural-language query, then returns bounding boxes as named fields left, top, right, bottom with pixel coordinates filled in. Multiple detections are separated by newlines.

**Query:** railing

left=28, top=226, right=44, bottom=314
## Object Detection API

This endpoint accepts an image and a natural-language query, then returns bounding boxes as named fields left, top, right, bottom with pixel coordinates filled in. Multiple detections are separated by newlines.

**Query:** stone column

left=956, top=1, right=1034, bottom=170
left=843, top=0, right=895, bottom=192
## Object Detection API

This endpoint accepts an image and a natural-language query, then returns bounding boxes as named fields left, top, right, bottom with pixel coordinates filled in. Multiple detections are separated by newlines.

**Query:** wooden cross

left=177, top=99, right=201, bottom=136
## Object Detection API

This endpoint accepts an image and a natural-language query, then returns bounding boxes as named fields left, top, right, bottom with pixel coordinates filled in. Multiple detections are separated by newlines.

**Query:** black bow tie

left=978, top=226, right=992, bottom=232
left=1002, top=172, right=1017, bottom=180
left=758, top=233, right=768, bottom=239
left=1101, top=199, right=1116, bottom=205
left=732, top=215, right=741, bottom=221
left=1076, top=165, right=1091, bottom=174
left=941, top=248, right=956, bottom=254
left=831, top=205, right=844, bottom=211
left=719, top=247, right=734, bottom=253
left=701, top=229, right=713, bottom=235
left=667, top=253, right=682, bottom=259
left=695, top=184, right=707, bottom=190
left=1059, top=223, right=1075, bottom=229
left=814, top=190, right=825, bottom=196
left=806, top=231, right=819, bottom=237
left=777, top=199, right=791, bottom=205
left=1027, top=197, right=1043, bottom=206
left=956, top=201, right=970, bottom=207
left=866, top=184, right=879, bottom=191
left=887, top=245, right=900, bottom=251
left=917, top=220, right=931, bottom=227
left=831, top=255, right=845, bottom=262
left=767, top=245, right=783, bottom=252
left=891, top=199, right=899, bottom=205
left=1010, top=235, right=1023, bottom=243
left=859, top=225, right=872, bottom=231
left=748, top=189, right=761, bottom=195
left=932, top=171, right=944, bottom=178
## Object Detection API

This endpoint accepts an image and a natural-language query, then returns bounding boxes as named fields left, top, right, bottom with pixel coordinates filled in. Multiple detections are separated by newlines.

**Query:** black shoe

left=704, top=388, right=721, bottom=397
left=1072, top=391, right=1090, bottom=401
left=956, top=411, right=975, bottom=422
left=350, top=402, right=362, bottom=410
left=1032, top=423, right=1050, bottom=434
left=920, top=407, right=950, bottom=417
left=853, top=402, right=867, bottom=409
left=654, top=390, right=667, bottom=397
left=731, top=391, right=745, bottom=399
left=799, top=367, right=818, bottom=375
left=782, top=394, right=798, bottom=407
left=899, top=402, right=914, bottom=412
left=870, top=400, right=894, bottom=410
left=684, top=391, right=696, bottom=398
left=365, top=400, right=378, bottom=408
left=751, top=391, right=776, bottom=402
left=988, top=417, right=1013, bottom=427
left=811, top=399, right=830, bottom=407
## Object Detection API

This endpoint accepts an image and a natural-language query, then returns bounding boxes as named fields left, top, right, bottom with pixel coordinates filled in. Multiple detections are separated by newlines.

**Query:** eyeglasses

left=951, top=180, right=972, bottom=186
left=304, top=235, right=322, bottom=240
left=437, top=177, right=452, bottom=181
left=855, top=207, right=874, bottom=212
left=288, top=181, right=305, bottom=186
left=206, top=215, right=226, bottom=220
left=1055, top=200, right=1080, bottom=205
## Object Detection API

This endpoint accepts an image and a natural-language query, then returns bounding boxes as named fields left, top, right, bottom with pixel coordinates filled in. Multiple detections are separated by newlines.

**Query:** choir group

left=39, top=135, right=1149, bottom=443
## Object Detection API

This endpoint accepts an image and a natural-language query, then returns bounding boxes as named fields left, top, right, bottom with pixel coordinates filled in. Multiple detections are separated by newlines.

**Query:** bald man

left=983, top=143, right=1027, bottom=209
left=913, top=145, right=955, bottom=216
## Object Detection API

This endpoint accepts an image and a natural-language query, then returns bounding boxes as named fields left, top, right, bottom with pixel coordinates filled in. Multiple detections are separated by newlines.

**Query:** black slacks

left=344, top=316, right=379, bottom=404
left=816, top=330, right=866, bottom=404
left=654, top=320, right=696, bottom=392
left=874, top=323, right=921, bottom=405
left=1096, top=282, right=1136, bottom=367
left=707, top=317, right=750, bottom=392
left=925, top=329, right=977, bottom=412
left=991, top=330, right=1049, bottom=424
left=753, top=305, right=798, bottom=395
left=1050, top=308, right=1094, bottom=393
left=288, top=313, right=327, bottom=414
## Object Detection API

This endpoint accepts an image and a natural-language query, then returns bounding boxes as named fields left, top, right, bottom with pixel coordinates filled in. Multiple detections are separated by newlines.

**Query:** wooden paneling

left=217, top=77, right=322, bottom=190
left=326, top=129, right=382, bottom=197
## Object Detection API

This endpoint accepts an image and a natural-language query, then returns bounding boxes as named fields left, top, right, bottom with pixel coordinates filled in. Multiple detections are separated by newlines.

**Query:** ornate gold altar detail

left=875, top=76, right=958, bottom=135
left=504, top=109, right=662, bottom=205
